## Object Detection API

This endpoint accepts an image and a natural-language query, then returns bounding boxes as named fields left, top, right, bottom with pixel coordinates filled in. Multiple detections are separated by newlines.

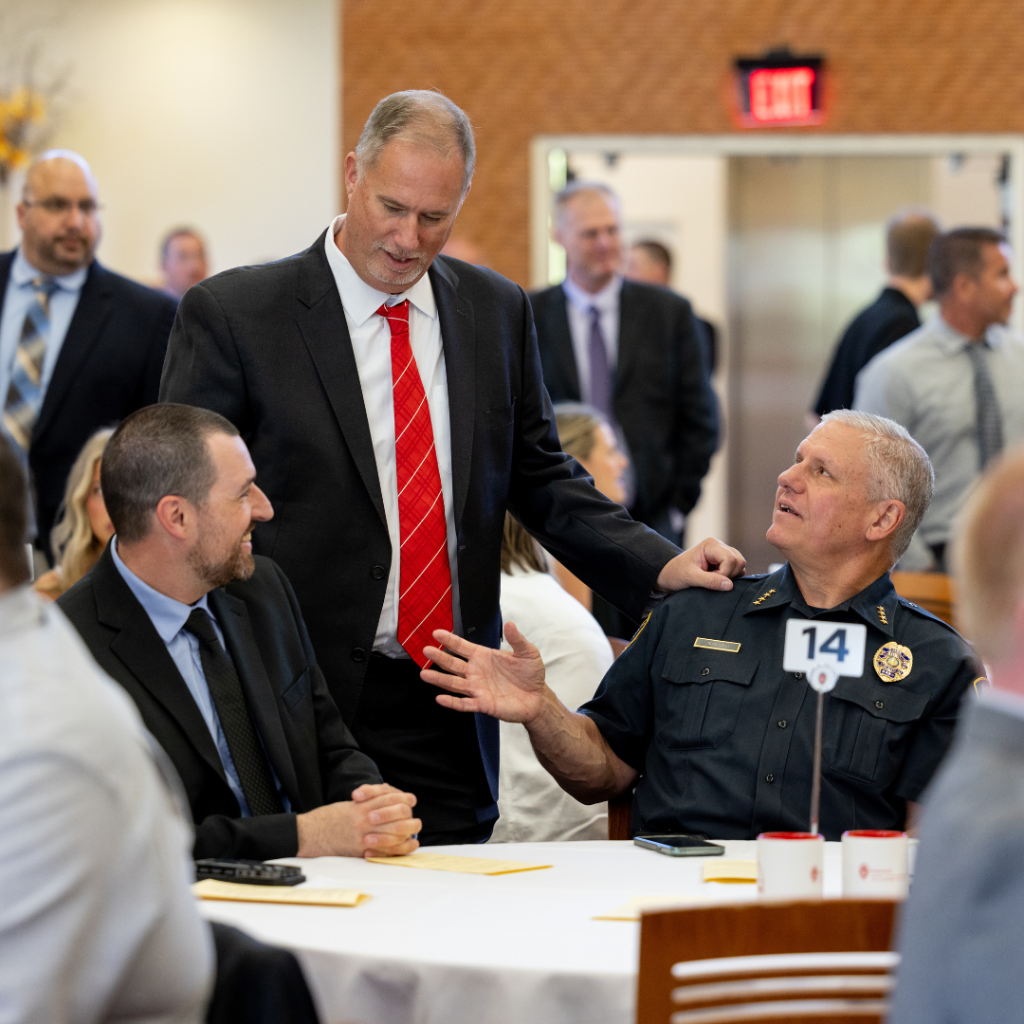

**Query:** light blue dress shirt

left=110, top=537, right=290, bottom=816
left=0, top=248, right=89, bottom=408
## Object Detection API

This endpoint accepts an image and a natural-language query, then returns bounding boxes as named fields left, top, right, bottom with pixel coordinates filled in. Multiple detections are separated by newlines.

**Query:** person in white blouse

left=489, top=513, right=611, bottom=843
left=0, top=434, right=213, bottom=1024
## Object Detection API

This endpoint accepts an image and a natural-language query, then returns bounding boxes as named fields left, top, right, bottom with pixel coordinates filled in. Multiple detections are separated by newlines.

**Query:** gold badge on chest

left=873, top=642, right=913, bottom=683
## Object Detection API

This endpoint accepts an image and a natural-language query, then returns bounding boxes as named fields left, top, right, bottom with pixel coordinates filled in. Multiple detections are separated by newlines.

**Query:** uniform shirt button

left=793, top=672, right=804, bottom=679
left=777, top=719, right=787, bottom=729
left=875, top=700, right=884, bottom=710
left=352, top=647, right=366, bottom=662
left=371, top=565, right=386, bottom=580
left=701, top=667, right=710, bottom=676
left=765, top=773, right=775, bottom=784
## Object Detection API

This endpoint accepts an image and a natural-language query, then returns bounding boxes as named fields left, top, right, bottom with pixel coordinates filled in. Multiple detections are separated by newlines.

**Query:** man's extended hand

left=295, top=783, right=420, bottom=858
left=657, top=536, right=746, bottom=593
left=422, top=624, right=548, bottom=724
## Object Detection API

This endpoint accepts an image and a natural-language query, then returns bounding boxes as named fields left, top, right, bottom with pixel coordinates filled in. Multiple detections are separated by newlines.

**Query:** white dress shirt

left=488, top=564, right=611, bottom=843
left=562, top=274, right=622, bottom=405
left=0, top=247, right=88, bottom=409
left=0, top=585, right=213, bottom=1023
left=324, top=216, right=461, bottom=657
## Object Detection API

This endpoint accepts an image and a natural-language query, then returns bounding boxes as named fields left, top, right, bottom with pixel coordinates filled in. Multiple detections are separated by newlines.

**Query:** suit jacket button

left=371, top=565, right=386, bottom=580
left=352, top=647, right=366, bottom=662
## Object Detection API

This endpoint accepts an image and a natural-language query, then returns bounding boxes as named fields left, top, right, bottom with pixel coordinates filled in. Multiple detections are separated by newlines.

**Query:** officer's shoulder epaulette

left=896, top=596, right=963, bottom=636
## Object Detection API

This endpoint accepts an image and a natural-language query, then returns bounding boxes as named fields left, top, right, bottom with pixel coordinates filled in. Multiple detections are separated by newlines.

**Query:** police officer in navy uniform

left=416, top=410, right=979, bottom=840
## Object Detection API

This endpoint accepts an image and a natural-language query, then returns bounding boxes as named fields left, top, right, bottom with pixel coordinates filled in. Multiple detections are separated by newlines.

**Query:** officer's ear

left=866, top=499, right=905, bottom=544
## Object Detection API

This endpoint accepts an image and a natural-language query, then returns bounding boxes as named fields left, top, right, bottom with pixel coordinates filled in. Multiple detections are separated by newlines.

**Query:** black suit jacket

left=529, top=281, right=719, bottom=533
left=814, top=287, right=920, bottom=416
left=159, top=235, right=678, bottom=800
left=0, top=251, right=176, bottom=549
left=58, top=549, right=382, bottom=860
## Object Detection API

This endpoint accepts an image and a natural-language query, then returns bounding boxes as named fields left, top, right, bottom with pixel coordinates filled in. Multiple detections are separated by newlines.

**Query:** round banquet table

left=197, top=839, right=850, bottom=1024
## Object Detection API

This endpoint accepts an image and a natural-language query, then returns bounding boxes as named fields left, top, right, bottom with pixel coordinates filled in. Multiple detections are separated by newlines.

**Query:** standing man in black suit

left=59, top=403, right=421, bottom=862
left=811, top=209, right=939, bottom=423
left=161, top=90, right=744, bottom=844
left=530, top=182, right=719, bottom=547
left=0, top=150, right=176, bottom=556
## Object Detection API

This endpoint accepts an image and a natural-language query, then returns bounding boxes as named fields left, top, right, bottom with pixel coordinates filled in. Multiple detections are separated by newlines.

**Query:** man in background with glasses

left=0, top=149, right=176, bottom=560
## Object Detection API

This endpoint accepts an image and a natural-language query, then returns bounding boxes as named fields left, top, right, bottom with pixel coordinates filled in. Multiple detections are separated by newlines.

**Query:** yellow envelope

left=193, top=879, right=369, bottom=907
left=594, top=893, right=719, bottom=921
left=365, top=851, right=553, bottom=875
left=703, top=858, right=758, bottom=883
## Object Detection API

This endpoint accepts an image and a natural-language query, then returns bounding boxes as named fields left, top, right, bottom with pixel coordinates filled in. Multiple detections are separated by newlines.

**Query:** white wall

left=1, top=0, right=338, bottom=282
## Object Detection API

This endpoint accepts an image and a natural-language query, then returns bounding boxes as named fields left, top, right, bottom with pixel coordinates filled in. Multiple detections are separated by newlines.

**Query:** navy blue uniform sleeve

left=891, top=617, right=979, bottom=803
left=577, top=604, right=667, bottom=771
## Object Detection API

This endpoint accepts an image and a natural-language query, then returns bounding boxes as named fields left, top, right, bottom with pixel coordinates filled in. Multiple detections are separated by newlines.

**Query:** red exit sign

left=736, top=51, right=824, bottom=127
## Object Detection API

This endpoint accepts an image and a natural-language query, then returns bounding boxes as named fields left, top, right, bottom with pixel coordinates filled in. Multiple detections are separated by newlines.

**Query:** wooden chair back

left=637, top=899, right=899, bottom=1024
left=889, top=571, right=956, bottom=629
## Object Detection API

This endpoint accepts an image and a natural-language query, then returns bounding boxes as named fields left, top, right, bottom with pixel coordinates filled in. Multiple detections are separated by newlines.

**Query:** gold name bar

left=693, top=637, right=742, bottom=653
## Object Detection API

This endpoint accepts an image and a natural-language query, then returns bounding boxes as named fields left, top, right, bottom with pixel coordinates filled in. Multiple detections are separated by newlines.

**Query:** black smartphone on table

left=633, top=834, right=725, bottom=857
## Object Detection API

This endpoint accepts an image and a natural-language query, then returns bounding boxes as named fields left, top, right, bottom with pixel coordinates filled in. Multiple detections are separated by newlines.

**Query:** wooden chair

left=637, top=899, right=899, bottom=1024
left=890, top=571, right=957, bottom=629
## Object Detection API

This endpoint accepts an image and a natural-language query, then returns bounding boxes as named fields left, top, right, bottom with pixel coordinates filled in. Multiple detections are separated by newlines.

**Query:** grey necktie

left=966, top=341, right=1004, bottom=469
left=587, top=306, right=614, bottom=422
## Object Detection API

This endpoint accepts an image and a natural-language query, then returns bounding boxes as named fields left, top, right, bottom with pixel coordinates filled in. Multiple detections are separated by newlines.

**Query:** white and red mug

left=757, top=831, right=824, bottom=898
left=841, top=829, right=909, bottom=898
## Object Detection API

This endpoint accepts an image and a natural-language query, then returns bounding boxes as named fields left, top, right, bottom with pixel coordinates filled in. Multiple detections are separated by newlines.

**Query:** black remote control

left=195, top=859, right=306, bottom=886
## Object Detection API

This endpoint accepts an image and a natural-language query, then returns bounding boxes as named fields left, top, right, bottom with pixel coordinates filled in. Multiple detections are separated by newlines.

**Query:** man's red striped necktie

left=377, top=300, right=453, bottom=667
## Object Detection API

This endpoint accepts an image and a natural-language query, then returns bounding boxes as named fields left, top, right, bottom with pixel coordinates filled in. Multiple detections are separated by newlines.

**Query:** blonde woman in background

left=489, top=512, right=611, bottom=842
left=34, top=428, right=114, bottom=601
left=552, top=402, right=635, bottom=638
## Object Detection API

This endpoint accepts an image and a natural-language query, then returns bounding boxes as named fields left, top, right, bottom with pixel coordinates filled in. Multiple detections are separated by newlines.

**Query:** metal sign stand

left=807, top=664, right=837, bottom=836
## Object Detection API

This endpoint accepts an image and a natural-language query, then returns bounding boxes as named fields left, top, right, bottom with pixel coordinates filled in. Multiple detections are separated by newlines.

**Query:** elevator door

left=728, top=155, right=953, bottom=572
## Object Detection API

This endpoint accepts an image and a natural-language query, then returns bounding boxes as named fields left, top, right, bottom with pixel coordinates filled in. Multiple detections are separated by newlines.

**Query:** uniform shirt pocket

left=823, top=678, right=929, bottom=787
left=658, top=648, right=758, bottom=750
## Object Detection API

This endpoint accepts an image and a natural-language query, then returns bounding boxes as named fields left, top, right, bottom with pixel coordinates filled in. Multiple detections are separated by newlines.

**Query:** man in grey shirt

left=854, top=227, right=1024, bottom=570
left=890, top=446, right=1024, bottom=1024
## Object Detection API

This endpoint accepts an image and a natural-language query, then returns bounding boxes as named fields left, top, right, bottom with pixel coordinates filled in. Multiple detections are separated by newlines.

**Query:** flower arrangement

left=0, top=86, right=47, bottom=186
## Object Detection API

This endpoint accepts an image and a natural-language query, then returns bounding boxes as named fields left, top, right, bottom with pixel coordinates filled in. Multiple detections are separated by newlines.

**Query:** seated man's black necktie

left=184, top=608, right=283, bottom=815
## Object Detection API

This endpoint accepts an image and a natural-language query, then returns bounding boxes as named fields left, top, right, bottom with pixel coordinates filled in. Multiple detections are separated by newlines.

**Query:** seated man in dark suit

left=419, top=411, right=978, bottom=840
left=59, top=403, right=420, bottom=861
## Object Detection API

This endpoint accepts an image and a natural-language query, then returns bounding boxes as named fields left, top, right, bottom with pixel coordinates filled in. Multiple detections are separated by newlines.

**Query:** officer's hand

left=657, top=537, right=746, bottom=592
left=421, top=624, right=547, bottom=724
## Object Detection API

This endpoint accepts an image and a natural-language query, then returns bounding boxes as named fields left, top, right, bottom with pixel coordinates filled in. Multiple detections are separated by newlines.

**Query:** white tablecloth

left=198, top=840, right=846, bottom=1024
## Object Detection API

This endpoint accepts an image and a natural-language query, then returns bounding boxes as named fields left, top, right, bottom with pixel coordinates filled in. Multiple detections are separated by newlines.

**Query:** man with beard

left=59, top=403, right=421, bottom=862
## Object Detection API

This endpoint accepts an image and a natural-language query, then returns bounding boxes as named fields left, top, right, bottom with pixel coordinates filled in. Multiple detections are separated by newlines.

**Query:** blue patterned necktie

left=587, top=305, right=615, bottom=422
left=966, top=341, right=1004, bottom=469
left=3, top=276, right=58, bottom=462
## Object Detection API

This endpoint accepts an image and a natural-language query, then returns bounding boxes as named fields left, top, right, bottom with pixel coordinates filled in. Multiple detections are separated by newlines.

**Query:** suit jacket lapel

left=432, top=258, right=475, bottom=530
left=615, top=281, right=642, bottom=399
left=208, top=588, right=300, bottom=804
left=92, top=550, right=228, bottom=785
left=548, top=288, right=581, bottom=400
left=295, top=233, right=387, bottom=528
left=35, top=261, right=115, bottom=444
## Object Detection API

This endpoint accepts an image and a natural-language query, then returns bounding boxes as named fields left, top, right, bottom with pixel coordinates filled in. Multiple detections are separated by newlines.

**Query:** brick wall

left=342, top=0, right=1024, bottom=286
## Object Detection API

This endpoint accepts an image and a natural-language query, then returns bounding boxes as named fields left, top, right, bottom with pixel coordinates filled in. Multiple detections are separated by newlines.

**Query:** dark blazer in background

left=0, top=251, right=176, bottom=551
left=58, top=550, right=382, bottom=860
left=814, top=286, right=920, bottom=417
left=529, top=280, right=720, bottom=538
left=158, top=236, right=679, bottom=804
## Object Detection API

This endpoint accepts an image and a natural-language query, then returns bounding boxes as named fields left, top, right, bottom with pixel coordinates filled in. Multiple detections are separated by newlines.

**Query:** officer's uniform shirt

left=578, top=565, right=978, bottom=840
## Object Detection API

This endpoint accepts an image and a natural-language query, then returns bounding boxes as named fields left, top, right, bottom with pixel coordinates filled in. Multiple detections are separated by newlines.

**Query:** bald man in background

left=0, top=150, right=176, bottom=556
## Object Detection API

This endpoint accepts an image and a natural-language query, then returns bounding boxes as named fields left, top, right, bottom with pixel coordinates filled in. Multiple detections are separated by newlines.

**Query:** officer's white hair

left=553, top=180, right=621, bottom=231
left=820, top=410, right=934, bottom=564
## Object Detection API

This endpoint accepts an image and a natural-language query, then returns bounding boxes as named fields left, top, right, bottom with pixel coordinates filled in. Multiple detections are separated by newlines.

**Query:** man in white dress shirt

left=0, top=434, right=213, bottom=1023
